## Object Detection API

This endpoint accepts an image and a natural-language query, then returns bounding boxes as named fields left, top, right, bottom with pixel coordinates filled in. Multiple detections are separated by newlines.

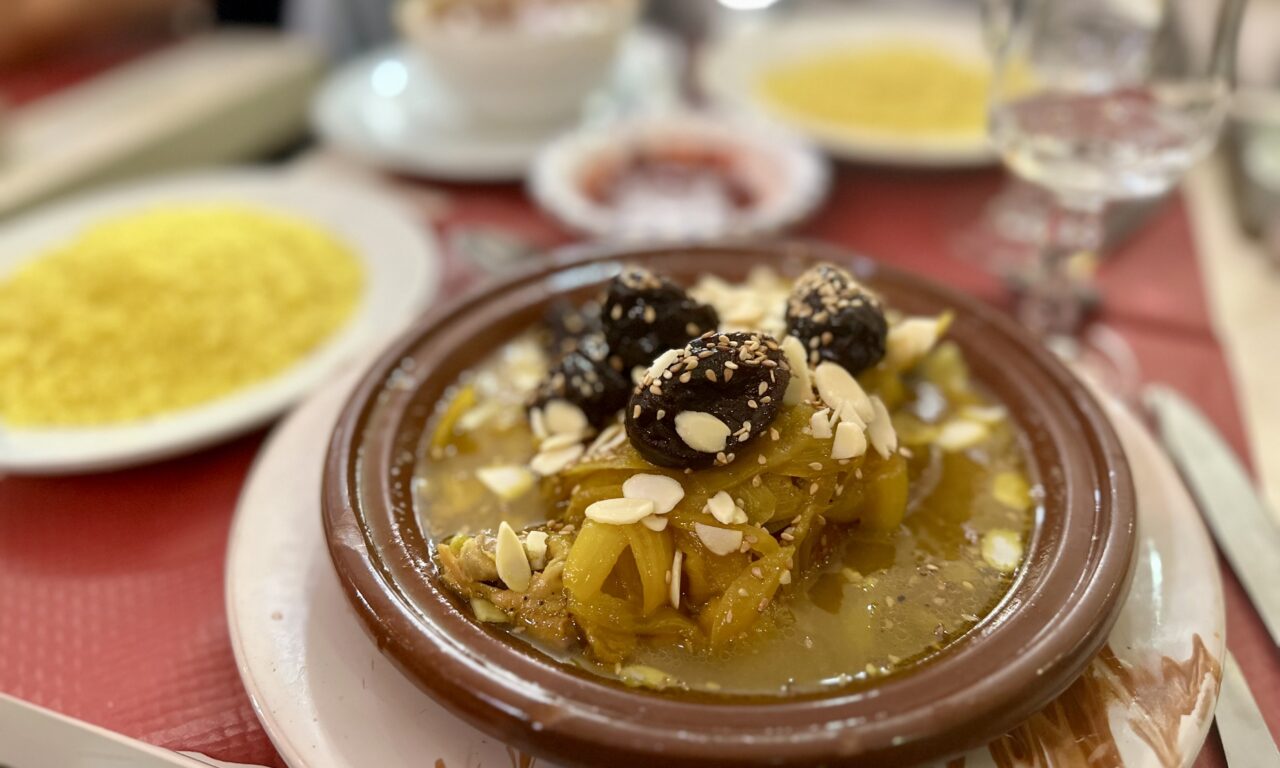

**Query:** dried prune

left=785, top=263, right=887, bottom=374
left=600, top=266, right=719, bottom=373
left=530, top=350, right=631, bottom=430
left=625, top=331, right=790, bottom=468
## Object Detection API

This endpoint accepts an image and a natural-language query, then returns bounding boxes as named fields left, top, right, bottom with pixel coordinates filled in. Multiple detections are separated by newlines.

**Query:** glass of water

left=988, top=0, right=1246, bottom=335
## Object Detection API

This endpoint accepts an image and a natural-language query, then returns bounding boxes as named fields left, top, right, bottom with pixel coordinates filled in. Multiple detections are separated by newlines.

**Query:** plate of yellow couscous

left=698, top=4, right=997, bottom=168
left=0, top=170, right=439, bottom=474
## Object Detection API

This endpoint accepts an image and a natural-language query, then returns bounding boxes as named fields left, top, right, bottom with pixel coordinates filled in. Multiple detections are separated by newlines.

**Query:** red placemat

left=0, top=164, right=1274, bottom=768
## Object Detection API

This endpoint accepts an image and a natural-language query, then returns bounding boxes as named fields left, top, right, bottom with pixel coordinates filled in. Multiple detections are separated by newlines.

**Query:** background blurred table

left=1, top=35, right=1278, bottom=768
left=0, top=30, right=320, bottom=219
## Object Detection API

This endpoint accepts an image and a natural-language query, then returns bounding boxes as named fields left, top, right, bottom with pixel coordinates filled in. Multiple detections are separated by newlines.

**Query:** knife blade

left=0, top=694, right=266, bottom=768
left=1217, top=652, right=1280, bottom=768
left=1146, top=385, right=1280, bottom=648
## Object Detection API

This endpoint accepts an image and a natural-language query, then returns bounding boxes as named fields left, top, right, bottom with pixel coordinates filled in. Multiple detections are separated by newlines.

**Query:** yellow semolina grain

left=0, top=205, right=364, bottom=426
left=756, top=44, right=989, bottom=139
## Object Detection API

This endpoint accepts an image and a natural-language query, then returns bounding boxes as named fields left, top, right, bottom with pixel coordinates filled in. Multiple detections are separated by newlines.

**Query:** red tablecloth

left=2, top=163, right=1276, bottom=768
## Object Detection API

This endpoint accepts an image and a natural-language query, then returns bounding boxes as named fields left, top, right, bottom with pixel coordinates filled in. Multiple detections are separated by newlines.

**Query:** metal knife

left=0, top=694, right=265, bottom=768
left=1146, top=385, right=1280, bottom=648
left=1217, top=652, right=1280, bottom=768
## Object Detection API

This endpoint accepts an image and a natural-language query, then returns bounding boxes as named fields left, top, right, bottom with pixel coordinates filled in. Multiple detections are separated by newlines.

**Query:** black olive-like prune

left=543, top=299, right=607, bottom=362
left=600, top=266, right=719, bottom=373
left=785, top=263, right=887, bottom=374
left=530, top=350, right=631, bottom=429
left=625, top=331, right=790, bottom=469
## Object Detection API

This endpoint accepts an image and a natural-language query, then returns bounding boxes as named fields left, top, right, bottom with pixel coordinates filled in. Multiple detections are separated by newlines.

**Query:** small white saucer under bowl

left=530, top=111, right=830, bottom=240
left=226, top=373, right=1223, bottom=768
left=0, top=170, right=439, bottom=475
left=313, top=28, right=681, bottom=182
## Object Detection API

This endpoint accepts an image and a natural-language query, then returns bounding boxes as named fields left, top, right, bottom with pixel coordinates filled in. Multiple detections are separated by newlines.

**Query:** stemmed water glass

left=988, top=0, right=1247, bottom=339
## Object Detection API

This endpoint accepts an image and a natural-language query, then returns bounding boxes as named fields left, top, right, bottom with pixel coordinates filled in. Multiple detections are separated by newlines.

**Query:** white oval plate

left=698, top=5, right=998, bottom=168
left=226, top=376, right=1223, bottom=768
left=313, top=28, right=682, bottom=182
left=0, top=170, right=439, bottom=474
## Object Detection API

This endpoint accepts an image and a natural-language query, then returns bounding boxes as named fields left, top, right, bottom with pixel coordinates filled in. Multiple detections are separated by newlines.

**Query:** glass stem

left=1017, top=195, right=1103, bottom=337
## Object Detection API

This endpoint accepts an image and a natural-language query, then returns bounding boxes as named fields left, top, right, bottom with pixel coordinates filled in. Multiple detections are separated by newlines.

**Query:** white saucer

left=227, top=377, right=1223, bottom=768
left=0, top=170, right=439, bottom=474
left=698, top=6, right=998, bottom=168
left=312, top=28, right=682, bottom=182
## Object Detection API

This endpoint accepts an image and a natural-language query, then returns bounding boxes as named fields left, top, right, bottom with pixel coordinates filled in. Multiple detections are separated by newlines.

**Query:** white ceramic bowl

left=395, top=0, right=640, bottom=129
left=530, top=112, right=830, bottom=240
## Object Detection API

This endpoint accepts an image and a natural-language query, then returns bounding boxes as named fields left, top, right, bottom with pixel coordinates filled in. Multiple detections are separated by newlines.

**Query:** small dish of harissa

left=419, top=261, right=1038, bottom=694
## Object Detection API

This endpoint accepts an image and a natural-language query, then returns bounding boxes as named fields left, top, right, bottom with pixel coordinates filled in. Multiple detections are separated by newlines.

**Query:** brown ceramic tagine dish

left=322, top=241, right=1136, bottom=767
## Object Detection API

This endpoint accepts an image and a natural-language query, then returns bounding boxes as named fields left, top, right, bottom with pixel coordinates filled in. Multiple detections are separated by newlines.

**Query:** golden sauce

left=415, top=335, right=1039, bottom=695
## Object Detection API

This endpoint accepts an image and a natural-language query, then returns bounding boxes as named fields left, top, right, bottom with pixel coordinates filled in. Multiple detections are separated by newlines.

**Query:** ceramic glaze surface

left=226, top=371, right=1221, bottom=768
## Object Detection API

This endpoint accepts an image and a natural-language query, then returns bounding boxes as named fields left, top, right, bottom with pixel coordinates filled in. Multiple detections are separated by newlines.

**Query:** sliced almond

left=867, top=396, right=898, bottom=459
left=585, top=497, right=656, bottom=525
left=529, top=443, right=584, bottom=476
left=622, top=473, right=685, bottom=514
left=495, top=521, right=532, bottom=592
left=669, top=549, right=683, bottom=609
left=981, top=528, right=1024, bottom=573
left=810, top=408, right=834, bottom=439
left=695, top=522, right=744, bottom=556
left=457, top=400, right=502, bottom=432
left=780, top=335, right=813, bottom=406
left=524, top=530, right=549, bottom=570
left=470, top=597, right=509, bottom=623
left=541, top=432, right=584, bottom=451
left=641, top=515, right=670, bottom=532
left=645, top=348, right=683, bottom=382
left=936, top=419, right=987, bottom=452
left=885, top=316, right=946, bottom=370
left=832, top=421, right=868, bottom=460
left=674, top=411, right=731, bottom=453
left=587, top=422, right=627, bottom=455
left=813, top=362, right=874, bottom=423
left=962, top=404, right=1008, bottom=424
left=705, top=490, right=747, bottom=525
left=475, top=465, right=535, bottom=500
left=528, top=407, right=548, bottom=440
left=543, top=398, right=589, bottom=437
